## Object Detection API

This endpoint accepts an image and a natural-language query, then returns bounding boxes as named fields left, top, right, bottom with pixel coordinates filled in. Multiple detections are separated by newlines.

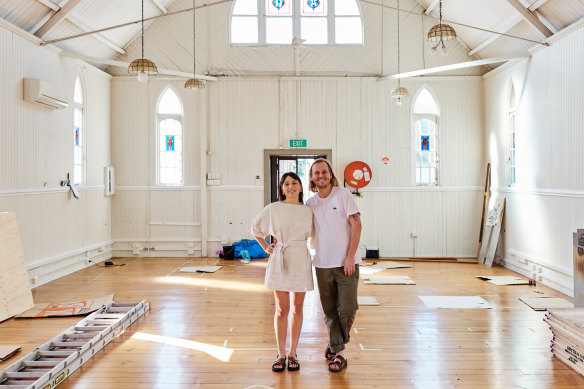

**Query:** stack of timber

left=545, top=308, right=584, bottom=376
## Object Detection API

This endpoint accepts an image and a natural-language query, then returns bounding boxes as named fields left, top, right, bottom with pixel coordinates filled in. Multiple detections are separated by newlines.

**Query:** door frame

left=263, top=149, right=332, bottom=205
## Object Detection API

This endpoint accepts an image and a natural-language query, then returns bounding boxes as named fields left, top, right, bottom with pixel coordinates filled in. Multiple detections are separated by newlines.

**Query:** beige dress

left=251, top=202, right=314, bottom=292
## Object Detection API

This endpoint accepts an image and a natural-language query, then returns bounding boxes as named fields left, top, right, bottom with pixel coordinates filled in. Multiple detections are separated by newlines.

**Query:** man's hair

left=279, top=172, right=304, bottom=203
left=309, top=159, right=339, bottom=192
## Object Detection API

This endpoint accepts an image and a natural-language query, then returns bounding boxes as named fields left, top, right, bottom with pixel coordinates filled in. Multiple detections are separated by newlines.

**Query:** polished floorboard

left=1, top=257, right=583, bottom=388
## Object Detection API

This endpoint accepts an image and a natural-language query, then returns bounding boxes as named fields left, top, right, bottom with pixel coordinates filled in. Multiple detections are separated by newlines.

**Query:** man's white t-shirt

left=306, top=186, right=361, bottom=268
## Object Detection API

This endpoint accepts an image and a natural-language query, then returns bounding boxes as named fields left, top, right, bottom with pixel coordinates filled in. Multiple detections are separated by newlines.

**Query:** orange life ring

left=344, top=161, right=372, bottom=189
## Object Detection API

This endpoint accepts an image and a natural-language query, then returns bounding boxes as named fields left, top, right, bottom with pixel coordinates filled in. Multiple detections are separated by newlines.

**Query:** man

left=306, top=159, right=362, bottom=373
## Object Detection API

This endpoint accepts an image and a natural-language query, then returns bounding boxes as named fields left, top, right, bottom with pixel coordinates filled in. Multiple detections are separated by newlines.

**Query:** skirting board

left=27, top=245, right=113, bottom=288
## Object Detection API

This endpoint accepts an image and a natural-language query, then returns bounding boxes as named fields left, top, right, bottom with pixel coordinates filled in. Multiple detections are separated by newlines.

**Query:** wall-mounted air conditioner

left=23, top=78, right=68, bottom=110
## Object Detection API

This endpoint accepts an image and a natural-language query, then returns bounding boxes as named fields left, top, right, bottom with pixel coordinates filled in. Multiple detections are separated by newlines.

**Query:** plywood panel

left=0, top=212, right=34, bottom=321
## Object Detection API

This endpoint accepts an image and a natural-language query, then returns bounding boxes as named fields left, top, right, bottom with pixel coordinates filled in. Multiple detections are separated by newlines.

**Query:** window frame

left=507, top=82, right=517, bottom=187
left=156, top=86, right=185, bottom=187
left=73, top=73, right=86, bottom=186
left=411, top=86, right=441, bottom=187
left=230, top=0, right=364, bottom=47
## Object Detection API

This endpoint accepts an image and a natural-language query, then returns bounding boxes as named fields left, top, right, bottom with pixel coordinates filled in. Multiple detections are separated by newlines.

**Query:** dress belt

left=272, top=240, right=306, bottom=274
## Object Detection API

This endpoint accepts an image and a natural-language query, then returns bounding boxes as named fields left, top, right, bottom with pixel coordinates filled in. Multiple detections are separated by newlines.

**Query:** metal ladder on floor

left=0, top=300, right=149, bottom=389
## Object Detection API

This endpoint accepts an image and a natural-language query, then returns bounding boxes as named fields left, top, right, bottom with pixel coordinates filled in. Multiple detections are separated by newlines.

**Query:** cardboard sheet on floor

left=419, top=296, right=492, bottom=309
left=15, top=294, right=114, bottom=318
left=358, top=296, right=380, bottom=306
left=0, top=345, right=20, bottom=362
left=361, top=261, right=412, bottom=269
left=519, top=296, right=573, bottom=311
left=359, top=267, right=386, bottom=275
left=179, top=266, right=222, bottom=273
left=476, top=275, right=529, bottom=285
left=0, top=212, right=35, bottom=322
left=362, top=275, right=415, bottom=285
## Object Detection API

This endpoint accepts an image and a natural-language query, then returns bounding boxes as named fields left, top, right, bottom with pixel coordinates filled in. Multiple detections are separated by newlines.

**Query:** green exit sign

left=290, top=139, right=307, bottom=148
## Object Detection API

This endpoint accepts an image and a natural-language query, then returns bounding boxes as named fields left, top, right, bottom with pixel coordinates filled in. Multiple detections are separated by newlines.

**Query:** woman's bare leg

left=288, top=291, right=306, bottom=362
left=273, top=291, right=290, bottom=359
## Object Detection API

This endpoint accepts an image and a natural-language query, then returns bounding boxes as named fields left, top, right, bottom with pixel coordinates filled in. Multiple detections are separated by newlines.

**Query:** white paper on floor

left=519, top=297, right=573, bottom=311
left=358, top=296, right=380, bottom=306
left=419, top=296, right=492, bottom=309
left=476, top=275, right=529, bottom=285
left=180, top=266, right=222, bottom=273
left=362, top=276, right=415, bottom=285
left=359, top=267, right=386, bottom=275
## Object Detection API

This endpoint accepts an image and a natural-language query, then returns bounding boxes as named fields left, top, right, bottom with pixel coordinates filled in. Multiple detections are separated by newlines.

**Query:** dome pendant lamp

left=390, top=0, right=409, bottom=106
left=426, top=0, right=457, bottom=56
left=185, top=0, right=205, bottom=90
left=128, top=0, right=158, bottom=83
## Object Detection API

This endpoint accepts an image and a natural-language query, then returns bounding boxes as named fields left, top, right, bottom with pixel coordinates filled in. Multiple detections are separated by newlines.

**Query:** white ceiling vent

left=23, top=78, right=68, bottom=110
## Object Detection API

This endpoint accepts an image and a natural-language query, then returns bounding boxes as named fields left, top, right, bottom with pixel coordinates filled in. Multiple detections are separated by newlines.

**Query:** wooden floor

left=2, top=257, right=584, bottom=388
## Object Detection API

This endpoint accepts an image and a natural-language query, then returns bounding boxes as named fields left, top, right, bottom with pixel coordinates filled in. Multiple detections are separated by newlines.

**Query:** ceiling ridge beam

left=34, top=0, right=82, bottom=38
left=506, top=0, right=553, bottom=38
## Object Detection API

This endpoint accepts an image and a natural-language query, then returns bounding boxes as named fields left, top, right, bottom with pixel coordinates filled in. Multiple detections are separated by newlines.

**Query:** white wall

left=484, top=25, right=584, bottom=295
left=112, top=75, right=484, bottom=259
left=0, top=24, right=112, bottom=287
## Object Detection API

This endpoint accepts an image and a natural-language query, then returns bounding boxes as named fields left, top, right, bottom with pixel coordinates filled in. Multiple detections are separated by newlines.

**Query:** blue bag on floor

left=232, top=239, right=266, bottom=259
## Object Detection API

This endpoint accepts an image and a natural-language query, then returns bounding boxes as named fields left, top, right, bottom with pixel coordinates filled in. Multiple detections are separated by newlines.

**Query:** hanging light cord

left=397, top=0, right=401, bottom=88
left=141, top=0, right=144, bottom=59
left=193, top=0, right=197, bottom=77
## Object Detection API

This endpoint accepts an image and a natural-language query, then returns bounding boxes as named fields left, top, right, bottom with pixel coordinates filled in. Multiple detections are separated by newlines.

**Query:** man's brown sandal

left=324, top=344, right=335, bottom=360
left=287, top=354, right=300, bottom=371
left=328, top=355, right=347, bottom=372
left=272, top=355, right=286, bottom=372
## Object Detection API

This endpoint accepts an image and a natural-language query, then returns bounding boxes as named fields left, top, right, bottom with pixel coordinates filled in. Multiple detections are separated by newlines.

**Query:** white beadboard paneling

left=0, top=23, right=112, bottom=271
left=484, top=26, right=584, bottom=285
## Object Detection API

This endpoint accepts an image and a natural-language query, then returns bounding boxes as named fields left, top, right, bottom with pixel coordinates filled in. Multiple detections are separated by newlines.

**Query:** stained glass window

left=157, top=88, right=184, bottom=186
left=73, top=75, right=84, bottom=185
left=413, top=88, right=439, bottom=186
left=230, top=0, right=362, bottom=45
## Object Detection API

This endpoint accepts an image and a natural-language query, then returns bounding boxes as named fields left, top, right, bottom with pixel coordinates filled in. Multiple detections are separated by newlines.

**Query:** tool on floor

left=0, top=300, right=149, bottom=388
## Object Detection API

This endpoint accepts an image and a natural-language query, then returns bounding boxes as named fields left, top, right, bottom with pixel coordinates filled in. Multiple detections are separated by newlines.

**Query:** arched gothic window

left=73, top=74, right=85, bottom=185
left=412, top=88, right=440, bottom=186
left=157, top=88, right=184, bottom=186
left=508, top=82, right=517, bottom=186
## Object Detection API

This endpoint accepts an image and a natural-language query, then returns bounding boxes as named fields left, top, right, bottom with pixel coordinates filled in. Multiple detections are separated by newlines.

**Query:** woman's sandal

left=287, top=355, right=300, bottom=371
left=324, top=344, right=335, bottom=360
left=328, top=355, right=348, bottom=372
left=272, top=355, right=286, bottom=372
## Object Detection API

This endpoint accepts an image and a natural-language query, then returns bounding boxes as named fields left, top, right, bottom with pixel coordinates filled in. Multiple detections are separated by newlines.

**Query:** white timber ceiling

left=0, top=0, right=582, bottom=77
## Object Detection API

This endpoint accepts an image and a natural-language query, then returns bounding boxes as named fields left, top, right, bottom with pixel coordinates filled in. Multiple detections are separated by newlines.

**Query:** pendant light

left=185, top=0, right=205, bottom=90
left=390, top=0, right=409, bottom=106
left=426, top=0, right=456, bottom=56
left=128, top=0, right=158, bottom=83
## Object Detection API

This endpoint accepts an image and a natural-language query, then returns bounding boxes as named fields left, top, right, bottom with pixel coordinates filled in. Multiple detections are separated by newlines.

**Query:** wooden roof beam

left=424, top=0, right=440, bottom=15
left=150, top=0, right=168, bottom=14
left=506, top=0, right=553, bottom=38
left=35, top=0, right=60, bottom=12
left=66, top=15, right=126, bottom=55
left=34, top=0, right=82, bottom=38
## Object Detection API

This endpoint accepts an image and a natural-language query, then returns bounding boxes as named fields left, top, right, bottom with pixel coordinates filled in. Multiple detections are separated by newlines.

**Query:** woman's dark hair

left=309, top=158, right=339, bottom=192
left=279, top=172, right=303, bottom=203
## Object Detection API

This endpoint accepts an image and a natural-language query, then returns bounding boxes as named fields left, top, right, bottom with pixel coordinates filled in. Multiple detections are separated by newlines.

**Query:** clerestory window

left=230, top=0, right=363, bottom=46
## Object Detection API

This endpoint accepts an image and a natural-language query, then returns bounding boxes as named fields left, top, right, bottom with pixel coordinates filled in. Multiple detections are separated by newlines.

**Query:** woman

left=251, top=172, right=314, bottom=372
